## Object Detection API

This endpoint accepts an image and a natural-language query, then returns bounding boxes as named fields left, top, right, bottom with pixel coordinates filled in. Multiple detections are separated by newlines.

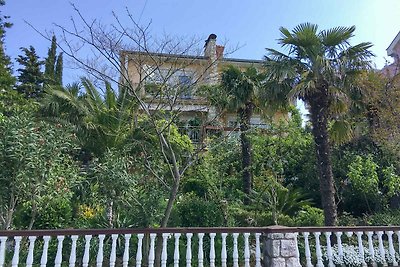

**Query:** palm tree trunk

left=309, top=95, right=337, bottom=226
left=239, top=103, right=253, bottom=205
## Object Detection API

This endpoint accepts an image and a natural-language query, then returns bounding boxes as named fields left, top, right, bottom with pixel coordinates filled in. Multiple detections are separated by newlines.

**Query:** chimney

left=216, top=45, right=225, bottom=59
left=204, top=34, right=217, bottom=58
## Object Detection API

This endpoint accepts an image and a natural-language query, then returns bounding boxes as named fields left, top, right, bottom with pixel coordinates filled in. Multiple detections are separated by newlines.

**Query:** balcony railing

left=1, top=226, right=400, bottom=266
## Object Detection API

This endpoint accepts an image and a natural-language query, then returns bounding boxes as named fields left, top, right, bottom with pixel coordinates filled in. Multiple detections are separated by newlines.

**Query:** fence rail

left=1, top=226, right=400, bottom=266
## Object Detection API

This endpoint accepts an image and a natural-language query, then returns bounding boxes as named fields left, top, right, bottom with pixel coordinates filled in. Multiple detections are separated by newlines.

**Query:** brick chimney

left=216, top=45, right=225, bottom=59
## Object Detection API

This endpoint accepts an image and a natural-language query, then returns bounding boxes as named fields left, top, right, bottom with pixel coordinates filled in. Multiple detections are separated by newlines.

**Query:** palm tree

left=263, top=23, right=373, bottom=225
left=42, top=78, right=136, bottom=158
left=218, top=66, right=262, bottom=204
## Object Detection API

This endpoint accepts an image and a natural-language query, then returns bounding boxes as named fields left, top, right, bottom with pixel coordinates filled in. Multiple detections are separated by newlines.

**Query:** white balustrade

left=83, top=235, right=92, bottom=267
left=397, top=231, right=400, bottom=257
left=55, top=235, right=65, bottom=267
left=314, top=232, right=323, bottom=267
left=377, top=231, right=388, bottom=267
left=303, top=232, right=313, bottom=267
left=324, top=232, right=334, bottom=267
left=97, top=234, right=105, bottom=267
left=26, top=236, right=36, bottom=267
left=136, top=233, right=144, bottom=267
left=367, top=231, right=377, bottom=267
left=255, top=233, right=262, bottom=267
left=7, top=226, right=400, bottom=267
left=123, top=234, right=131, bottom=267
left=40, top=235, right=51, bottom=267
left=335, top=231, right=343, bottom=264
left=387, top=231, right=398, bottom=266
left=11, top=236, right=22, bottom=267
left=209, top=233, right=216, bottom=267
left=244, top=232, right=250, bottom=267
left=186, top=233, right=192, bottom=267
left=148, top=233, right=156, bottom=267
left=161, top=233, right=169, bottom=267
left=173, top=233, right=181, bottom=267
left=0, top=236, right=6, bottom=266
left=356, top=231, right=366, bottom=267
left=198, top=233, right=204, bottom=267
left=221, top=233, right=228, bottom=267
left=232, top=233, right=239, bottom=267
left=110, top=234, right=118, bottom=267
left=69, top=235, right=78, bottom=267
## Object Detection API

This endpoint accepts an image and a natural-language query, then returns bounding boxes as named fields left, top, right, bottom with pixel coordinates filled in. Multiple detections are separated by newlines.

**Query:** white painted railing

left=0, top=228, right=263, bottom=267
left=293, top=226, right=400, bottom=267
left=2, top=226, right=400, bottom=266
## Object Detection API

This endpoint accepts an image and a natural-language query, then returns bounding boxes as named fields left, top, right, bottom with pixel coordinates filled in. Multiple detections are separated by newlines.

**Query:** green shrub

left=294, top=206, right=324, bottom=226
left=176, top=193, right=224, bottom=227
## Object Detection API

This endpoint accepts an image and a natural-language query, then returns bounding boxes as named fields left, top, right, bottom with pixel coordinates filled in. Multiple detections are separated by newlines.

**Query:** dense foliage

left=0, top=11, right=400, bottom=230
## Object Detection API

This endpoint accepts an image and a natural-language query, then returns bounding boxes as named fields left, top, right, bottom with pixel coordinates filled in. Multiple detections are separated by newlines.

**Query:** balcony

left=1, top=226, right=400, bottom=266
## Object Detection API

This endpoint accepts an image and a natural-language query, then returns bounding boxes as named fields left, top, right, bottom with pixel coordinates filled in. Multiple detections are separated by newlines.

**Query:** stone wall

left=264, top=232, right=301, bottom=267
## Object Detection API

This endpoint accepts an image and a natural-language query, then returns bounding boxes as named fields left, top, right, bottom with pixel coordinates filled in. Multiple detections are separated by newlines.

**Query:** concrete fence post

left=263, top=227, right=301, bottom=267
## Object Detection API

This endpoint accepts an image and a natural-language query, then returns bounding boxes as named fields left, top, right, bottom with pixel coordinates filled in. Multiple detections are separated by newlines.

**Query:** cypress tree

left=0, top=0, right=15, bottom=90
left=16, top=46, right=44, bottom=98
left=44, top=35, right=63, bottom=87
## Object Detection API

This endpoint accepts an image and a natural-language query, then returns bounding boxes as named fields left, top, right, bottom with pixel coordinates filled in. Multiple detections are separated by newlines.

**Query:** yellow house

left=120, top=34, right=267, bottom=142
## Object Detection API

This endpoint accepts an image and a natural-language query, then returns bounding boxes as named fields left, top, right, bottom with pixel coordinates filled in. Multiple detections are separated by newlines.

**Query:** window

left=179, top=75, right=192, bottom=99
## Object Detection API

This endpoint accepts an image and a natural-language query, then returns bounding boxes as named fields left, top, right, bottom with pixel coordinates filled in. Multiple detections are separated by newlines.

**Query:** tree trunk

left=309, top=91, right=338, bottom=226
left=239, top=103, right=253, bottom=205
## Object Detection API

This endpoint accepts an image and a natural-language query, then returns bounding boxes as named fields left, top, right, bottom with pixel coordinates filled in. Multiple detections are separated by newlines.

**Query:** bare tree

left=28, top=4, right=240, bottom=231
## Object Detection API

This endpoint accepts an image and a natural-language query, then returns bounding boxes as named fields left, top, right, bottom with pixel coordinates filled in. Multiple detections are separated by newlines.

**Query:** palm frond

left=320, top=26, right=355, bottom=51
left=329, top=119, right=353, bottom=145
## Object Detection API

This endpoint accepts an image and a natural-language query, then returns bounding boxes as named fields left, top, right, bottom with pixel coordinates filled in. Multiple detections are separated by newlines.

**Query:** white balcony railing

left=1, top=226, right=400, bottom=266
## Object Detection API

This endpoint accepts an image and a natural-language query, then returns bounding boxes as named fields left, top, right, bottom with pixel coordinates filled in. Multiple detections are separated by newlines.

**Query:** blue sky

left=3, top=0, right=400, bottom=84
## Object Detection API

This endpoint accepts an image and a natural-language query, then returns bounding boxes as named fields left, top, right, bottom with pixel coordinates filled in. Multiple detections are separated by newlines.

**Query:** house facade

left=382, top=31, right=400, bottom=76
left=120, top=34, right=269, bottom=143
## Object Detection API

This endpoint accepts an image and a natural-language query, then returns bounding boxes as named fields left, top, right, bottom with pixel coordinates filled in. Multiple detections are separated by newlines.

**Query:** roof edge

left=387, top=31, right=400, bottom=57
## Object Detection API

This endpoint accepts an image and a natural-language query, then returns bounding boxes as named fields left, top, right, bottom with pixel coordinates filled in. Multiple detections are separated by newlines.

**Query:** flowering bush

left=322, top=244, right=400, bottom=266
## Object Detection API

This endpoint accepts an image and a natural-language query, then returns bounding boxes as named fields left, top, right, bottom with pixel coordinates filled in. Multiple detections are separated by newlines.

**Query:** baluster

left=186, top=233, right=192, bottom=267
left=55, top=235, right=65, bottom=267
left=148, top=233, right=156, bottom=267
left=221, top=233, right=228, bottom=267
left=303, top=232, right=313, bottom=267
left=314, top=232, right=323, bottom=267
left=136, top=234, right=144, bottom=267
left=109, top=234, right=118, bottom=267
left=377, top=231, right=387, bottom=267
left=209, top=233, right=216, bottom=267
left=11, top=236, right=22, bottom=267
left=69, top=235, right=78, bottom=267
left=233, top=233, right=239, bottom=267
left=355, top=232, right=367, bottom=267
left=26, top=236, right=37, bottom=267
left=324, top=232, right=334, bottom=267
left=198, top=233, right=204, bottom=267
left=244, top=233, right=250, bottom=267
left=397, top=231, right=400, bottom=256
left=82, top=235, right=92, bottom=267
left=97, top=234, right=105, bottom=267
left=294, top=233, right=301, bottom=266
left=335, top=232, right=344, bottom=265
left=387, top=231, right=398, bottom=266
left=40, top=236, right=51, bottom=267
left=255, top=233, right=261, bottom=267
left=123, top=234, right=131, bottom=267
left=0, top=237, right=7, bottom=266
left=367, top=231, right=377, bottom=267
left=161, top=233, right=169, bottom=267
left=174, top=233, right=181, bottom=267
